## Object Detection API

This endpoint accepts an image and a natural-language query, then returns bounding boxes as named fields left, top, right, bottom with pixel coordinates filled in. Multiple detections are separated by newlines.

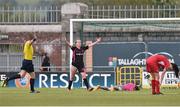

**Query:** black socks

left=30, top=78, right=35, bottom=92
left=68, top=80, right=73, bottom=90
left=68, top=79, right=89, bottom=90
left=7, top=74, right=21, bottom=81
left=83, top=79, right=89, bottom=90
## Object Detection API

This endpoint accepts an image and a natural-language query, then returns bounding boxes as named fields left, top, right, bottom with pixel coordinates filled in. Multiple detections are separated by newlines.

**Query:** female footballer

left=65, top=37, right=101, bottom=91
left=93, top=83, right=140, bottom=91
left=146, top=54, right=179, bottom=95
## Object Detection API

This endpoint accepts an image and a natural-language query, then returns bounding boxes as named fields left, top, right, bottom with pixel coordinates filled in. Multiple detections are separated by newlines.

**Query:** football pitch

left=0, top=88, right=180, bottom=106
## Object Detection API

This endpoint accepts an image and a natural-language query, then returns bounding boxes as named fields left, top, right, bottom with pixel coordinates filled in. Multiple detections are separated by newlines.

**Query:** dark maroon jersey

left=71, top=46, right=89, bottom=65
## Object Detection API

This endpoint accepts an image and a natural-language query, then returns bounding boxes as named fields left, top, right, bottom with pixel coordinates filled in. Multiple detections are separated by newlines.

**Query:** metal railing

left=0, top=5, right=180, bottom=24
left=88, top=5, right=179, bottom=18
left=0, top=43, right=63, bottom=72
left=0, top=6, right=61, bottom=24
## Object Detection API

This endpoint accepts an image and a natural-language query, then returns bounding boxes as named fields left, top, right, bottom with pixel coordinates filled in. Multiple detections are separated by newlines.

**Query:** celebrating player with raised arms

left=65, top=37, right=101, bottom=91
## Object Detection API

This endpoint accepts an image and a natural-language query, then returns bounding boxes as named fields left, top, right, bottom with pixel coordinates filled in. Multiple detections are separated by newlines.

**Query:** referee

left=2, top=34, right=40, bottom=93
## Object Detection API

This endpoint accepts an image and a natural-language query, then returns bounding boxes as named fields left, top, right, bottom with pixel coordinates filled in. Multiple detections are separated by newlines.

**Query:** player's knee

left=20, top=74, right=25, bottom=78
left=31, top=75, right=35, bottom=79
left=70, top=77, right=74, bottom=81
left=82, top=76, right=86, bottom=80
left=81, top=73, right=86, bottom=79
left=19, top=73, right=26, bottom=78
left=30, top=75, right=35, bottom=79
left=29, top=72, right=35, bottom=79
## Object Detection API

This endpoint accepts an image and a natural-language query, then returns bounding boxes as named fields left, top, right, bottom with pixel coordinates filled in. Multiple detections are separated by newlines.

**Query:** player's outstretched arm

left=65, top=37, right=72, bottom=48
left=88, top=37, right=101, bottom=48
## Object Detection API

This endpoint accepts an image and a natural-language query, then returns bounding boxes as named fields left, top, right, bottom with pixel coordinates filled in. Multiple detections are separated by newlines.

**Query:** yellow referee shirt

left=23, top=41, right=34, bottom=60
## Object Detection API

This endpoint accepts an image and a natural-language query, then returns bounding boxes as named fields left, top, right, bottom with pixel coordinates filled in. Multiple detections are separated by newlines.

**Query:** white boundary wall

left=0, top=25, right=62, bottom=33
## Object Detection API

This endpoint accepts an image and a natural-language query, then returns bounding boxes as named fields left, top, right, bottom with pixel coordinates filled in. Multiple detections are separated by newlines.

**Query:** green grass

left=0, top=88, right=180, bottom=106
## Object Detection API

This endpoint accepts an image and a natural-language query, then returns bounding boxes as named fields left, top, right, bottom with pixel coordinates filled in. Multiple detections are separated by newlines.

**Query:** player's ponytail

left=171, top=63, right=179, bottom=78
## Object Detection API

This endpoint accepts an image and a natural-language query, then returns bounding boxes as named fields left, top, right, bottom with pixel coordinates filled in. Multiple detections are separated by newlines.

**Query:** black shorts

left=72, top=62, right=85, bottom=73
left=21, top=59, right=34, bottom=73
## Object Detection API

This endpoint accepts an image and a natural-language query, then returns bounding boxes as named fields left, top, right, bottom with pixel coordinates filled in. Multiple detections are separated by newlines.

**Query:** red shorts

left=146, top=62, right=159, bottom=73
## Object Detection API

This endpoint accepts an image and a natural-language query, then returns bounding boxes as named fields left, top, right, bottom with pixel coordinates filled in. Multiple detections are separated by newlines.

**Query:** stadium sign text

left=109, top=52, right=174, bottom=66
left=39, top=73, right=113, bottom=88
left=0, top=74, right=6, bottom=80
left=0, top=72, right=115, bottom=88
left=142, top=71, right=179, bottom=88
left=118, top=59, right=145, bottom=66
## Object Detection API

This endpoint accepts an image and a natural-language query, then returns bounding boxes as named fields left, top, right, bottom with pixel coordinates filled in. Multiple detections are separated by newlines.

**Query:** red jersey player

left=146, top=54, right=179, bottom=95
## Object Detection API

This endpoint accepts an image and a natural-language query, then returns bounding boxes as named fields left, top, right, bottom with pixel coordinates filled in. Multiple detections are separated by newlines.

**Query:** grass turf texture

left=0, top=88, right=180, bottom=106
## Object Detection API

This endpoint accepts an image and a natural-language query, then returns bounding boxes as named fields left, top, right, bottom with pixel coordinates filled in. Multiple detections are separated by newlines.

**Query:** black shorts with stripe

left=21, top=59, right=34, bottom=73
left=72, top=62, right=85, bottom=73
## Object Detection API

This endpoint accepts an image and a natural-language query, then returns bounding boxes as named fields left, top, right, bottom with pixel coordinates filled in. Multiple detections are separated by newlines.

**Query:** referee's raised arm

left=29, top=34, right=37, bottom=45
